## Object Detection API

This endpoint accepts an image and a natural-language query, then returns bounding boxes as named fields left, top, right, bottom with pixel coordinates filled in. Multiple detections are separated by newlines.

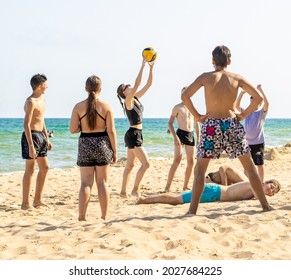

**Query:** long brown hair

left=117, top=83, right=126, bottom=115
left=85, top=75, right=102, bottom=130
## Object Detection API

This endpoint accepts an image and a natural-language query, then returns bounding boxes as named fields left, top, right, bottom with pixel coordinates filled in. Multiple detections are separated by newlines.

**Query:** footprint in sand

left=231, top=251, right=254, bottom=259
left=193, top=225, right=209, bottom=234
left=218, top=226, right=233, bottom=233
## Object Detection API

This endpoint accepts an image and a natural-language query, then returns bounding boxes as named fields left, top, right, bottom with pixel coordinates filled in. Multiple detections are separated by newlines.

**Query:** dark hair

left=85, top=75, right=102, bottom=130
left=207, top=172, right=216, bottom=183
left=30, top=74, right=47, bottom=90
left=212, top=45, right=231, bottom=67
left=117, top=84, right=126, bottom=113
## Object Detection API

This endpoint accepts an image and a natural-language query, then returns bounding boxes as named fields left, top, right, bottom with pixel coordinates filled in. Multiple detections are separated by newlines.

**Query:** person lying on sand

left=205, top=165, right=248, bottom=185
left=136, top=179, right=280, bottom=205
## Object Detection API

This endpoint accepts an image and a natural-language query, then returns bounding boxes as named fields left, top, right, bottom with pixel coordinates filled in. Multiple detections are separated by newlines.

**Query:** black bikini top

left=79, top=110, right=106, bottom=132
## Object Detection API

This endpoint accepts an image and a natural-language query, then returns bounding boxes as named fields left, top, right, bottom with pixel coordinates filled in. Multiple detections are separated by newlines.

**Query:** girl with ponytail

left=70, top=75, right=117, bottom=221
left=117, top=58, right=155, bottom=198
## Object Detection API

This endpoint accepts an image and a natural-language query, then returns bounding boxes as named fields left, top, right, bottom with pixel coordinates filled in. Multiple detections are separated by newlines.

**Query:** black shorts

left=249, top=143, right=265, bottom=165
left=176, top=128, right=195, bottom=146
left=124, top=127, right=143, bottom=149
left=77, top=132, right=113, bottom=167
left=21, top=130, right=47, bottom=159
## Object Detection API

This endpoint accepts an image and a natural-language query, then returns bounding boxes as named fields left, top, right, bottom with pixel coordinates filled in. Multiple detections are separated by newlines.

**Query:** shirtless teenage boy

left=21, top=74, right=52, bottom=210
left=181, top=45, right=272, bottom=214
left=165, top=86, right=200, bottom=192
left=137, top=179, right=280, bottom=206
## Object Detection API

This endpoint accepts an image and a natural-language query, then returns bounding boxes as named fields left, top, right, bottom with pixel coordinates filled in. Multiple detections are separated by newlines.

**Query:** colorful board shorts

left=124, top=127, right=143, bottom=149
left=21, top=130, right=47, bottom=159
left=176, top=128, right=195, bottom=146
left=181, top=183, right=222, bottom=203
left=77, top=131, right=113, bottom=166
left=197, top=117, right=250, bottom=159
left=249, top=143, right=265, bottom=165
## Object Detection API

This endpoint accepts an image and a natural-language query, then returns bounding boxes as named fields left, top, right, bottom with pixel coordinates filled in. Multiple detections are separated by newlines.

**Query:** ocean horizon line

left=1, top=117, right=291, bottom=119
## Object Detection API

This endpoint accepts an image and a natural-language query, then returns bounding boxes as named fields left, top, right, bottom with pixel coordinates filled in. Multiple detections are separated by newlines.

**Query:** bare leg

left=257, top=164, right=264, bottom=183
left=183, top=145, right=194, bottom=191
left=22, top=159, right=35, bottom=210
left=187, top=158, right=210, bottom=215
left=137, top=193, right=183, bottom=205
left=120, top=149, right=135, bottom=198
left=131, top=146, right=150, bottom=197
left=78, top=167, right=94, bottom=221
left=33, top=157, right=49, bottom=208
left=238, top=153, right=271, bottom=211
left=95, top=165, right=110, bottom=220
left=164, top=143, right=182, bottom=192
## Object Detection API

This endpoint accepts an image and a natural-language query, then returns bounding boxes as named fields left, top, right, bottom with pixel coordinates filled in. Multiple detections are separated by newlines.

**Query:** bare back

left=173, top=103, right=194, bottom=132
left=203, top=70, right=240, bottom=118
left=74, top=99, right=109, bottom=133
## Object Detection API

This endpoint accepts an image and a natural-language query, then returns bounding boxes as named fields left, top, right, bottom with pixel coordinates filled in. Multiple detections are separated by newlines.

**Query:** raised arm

left=125, top=59, right=146, bottom=109
left=257, top=84, right=269, bottom=112
left=135, top=61, right=154, bottom=99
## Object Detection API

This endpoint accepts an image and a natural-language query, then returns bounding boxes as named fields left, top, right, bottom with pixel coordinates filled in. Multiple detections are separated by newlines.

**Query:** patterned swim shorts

left=197, top=117, right=250, bottom=159
left=77, top=131, right=113, bottom=166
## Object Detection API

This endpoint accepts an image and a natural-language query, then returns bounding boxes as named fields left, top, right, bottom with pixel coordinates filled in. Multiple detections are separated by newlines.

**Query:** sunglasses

left=123, top=84, right=131, bottom=92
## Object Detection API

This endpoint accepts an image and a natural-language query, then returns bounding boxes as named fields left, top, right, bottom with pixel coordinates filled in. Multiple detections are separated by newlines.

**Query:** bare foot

left=262, top=205, right=274, bottom=212
left=164, top=187, right=170, bottom=193
left=21, top=203, right=31, bottom=210
left=131, top=190, right=140, bottom=199
left=33, top=202, right=49, bottom=209
left=183, top=186, right=191, bottom=191
left=78, top=216, right=86, bottom=221
left=120, top=192, right=128, bottom=198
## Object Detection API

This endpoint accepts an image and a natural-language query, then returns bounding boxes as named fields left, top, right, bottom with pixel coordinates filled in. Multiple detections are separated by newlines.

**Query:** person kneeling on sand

left=136, top=179, right=280, bottom=205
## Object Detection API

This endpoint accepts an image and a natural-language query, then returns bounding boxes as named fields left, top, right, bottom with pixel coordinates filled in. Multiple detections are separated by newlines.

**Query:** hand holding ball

left=142, top=47, right=157, bottom=62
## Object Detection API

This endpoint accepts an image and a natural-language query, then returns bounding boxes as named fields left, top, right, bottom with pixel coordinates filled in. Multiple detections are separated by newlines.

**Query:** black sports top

left=79, top=111, right=106, bottom=131
left=125, top=97, right=144, bottom=126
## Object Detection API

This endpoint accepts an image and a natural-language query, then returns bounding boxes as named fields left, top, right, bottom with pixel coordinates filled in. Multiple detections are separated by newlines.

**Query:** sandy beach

left=0, top=146, right=290, bottom=260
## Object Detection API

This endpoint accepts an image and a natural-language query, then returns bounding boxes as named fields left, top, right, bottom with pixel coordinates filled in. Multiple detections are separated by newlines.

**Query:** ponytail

left=117, top=84, right=127, bottom=116
left=85, top=76, right=101, bottom=130
left=87, top=91, right=97, bottom=129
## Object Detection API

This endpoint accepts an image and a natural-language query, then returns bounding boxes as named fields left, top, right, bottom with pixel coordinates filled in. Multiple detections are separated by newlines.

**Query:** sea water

left=0, top=118, right=290, bottom=173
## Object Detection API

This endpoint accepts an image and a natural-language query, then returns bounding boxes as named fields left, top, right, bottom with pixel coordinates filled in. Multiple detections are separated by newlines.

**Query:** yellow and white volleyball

left=142, top=47, right=157, bottom=62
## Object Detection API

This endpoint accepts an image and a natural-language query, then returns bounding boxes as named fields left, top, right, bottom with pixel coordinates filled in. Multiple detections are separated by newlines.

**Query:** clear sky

left=1, top=0, right=291, bottom=118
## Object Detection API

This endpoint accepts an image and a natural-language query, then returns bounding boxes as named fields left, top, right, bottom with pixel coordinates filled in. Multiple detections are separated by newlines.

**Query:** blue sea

left=0, top=118, right=291, bottom=173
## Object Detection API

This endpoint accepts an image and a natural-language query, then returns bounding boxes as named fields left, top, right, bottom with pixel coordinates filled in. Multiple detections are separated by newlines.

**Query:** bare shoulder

left=24, top=96, right=36, bottom=111
left=171, top=103, right=181, bottom=114
left=74, top=99, right=87, bottom=109
left=99, top=99, right=112, bottom=109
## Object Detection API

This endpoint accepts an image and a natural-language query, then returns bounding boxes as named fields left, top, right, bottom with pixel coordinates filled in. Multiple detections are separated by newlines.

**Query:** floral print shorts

left=197, top=117, right=250, bottom=159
